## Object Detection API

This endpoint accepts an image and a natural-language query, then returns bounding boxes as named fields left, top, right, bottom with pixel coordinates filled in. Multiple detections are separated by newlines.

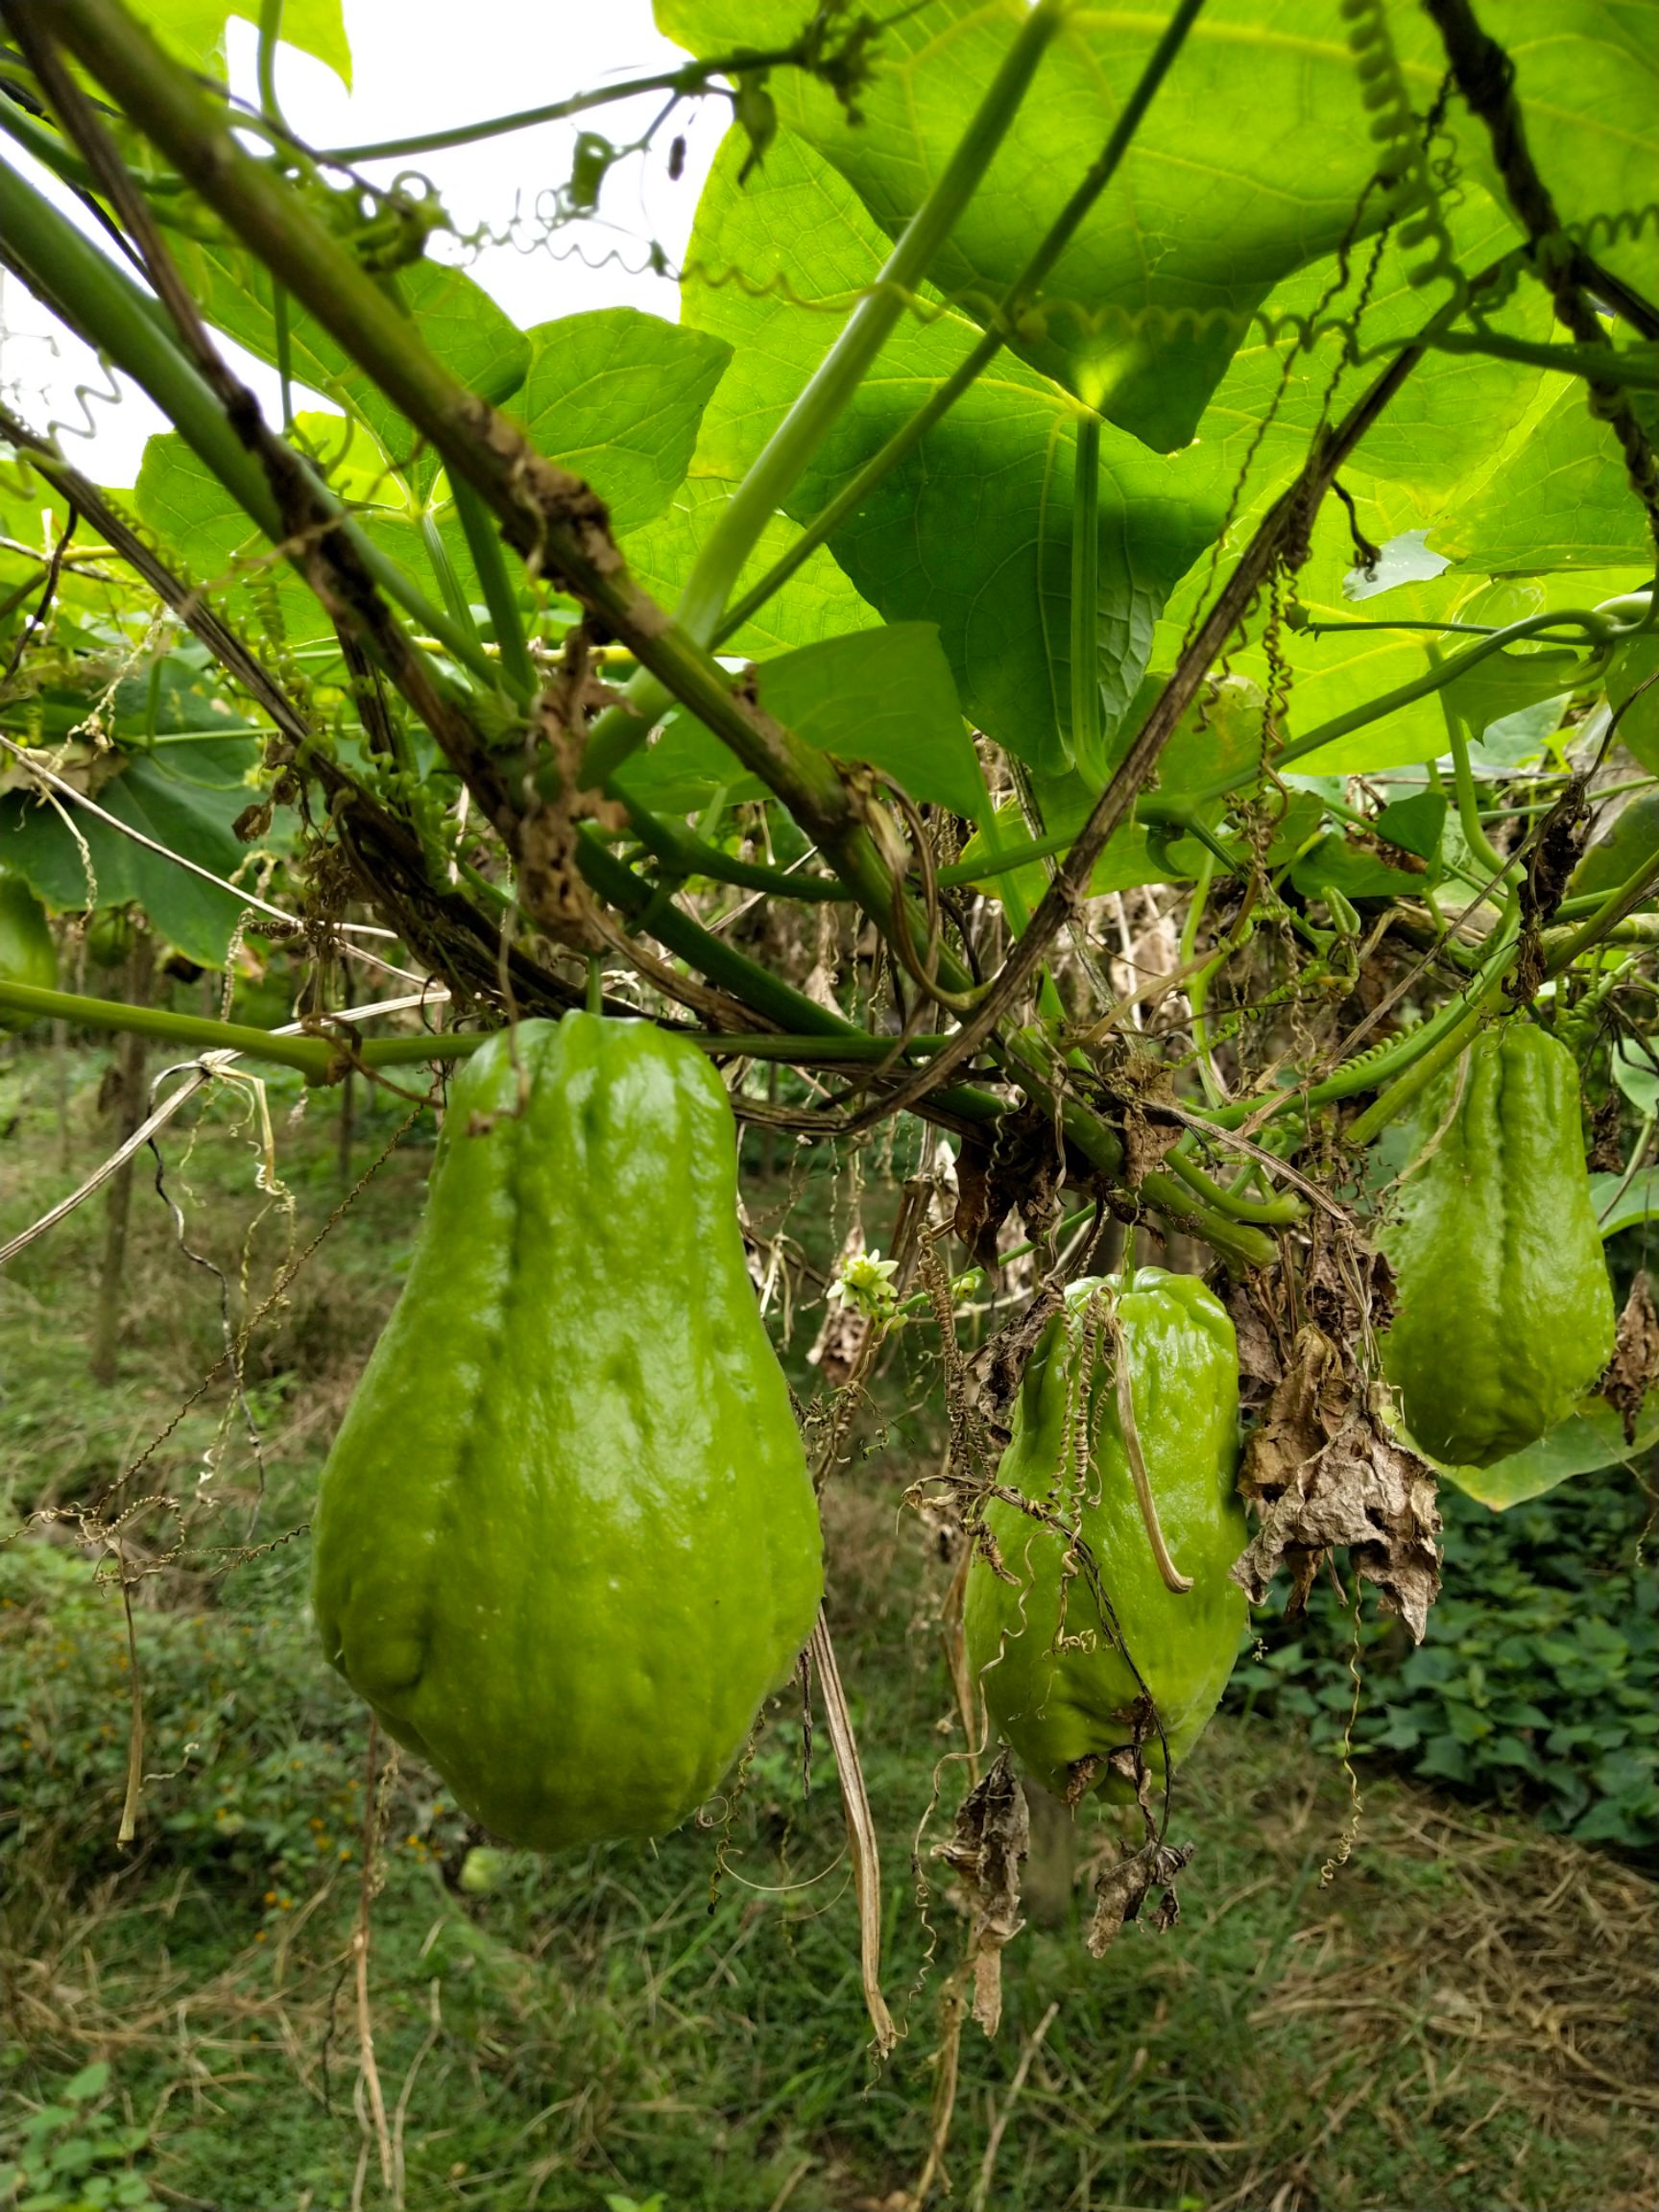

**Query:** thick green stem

left=1262, top=611, right=1612, bottom=784
left=1163, top=1143, right=1304, bottom=1226
left=1546, top=845, right=1659, bottom=974
left=0, top=981, right=971, bottom=1083
left=450, top=476, right=537, bottom=698
left=583, top=0, right=1070, bottom=781
left=320, top=40, right=836, bottom=164
left=676, top=0, right=1066, bottom=649
left=615, top=811, right=846, bottom=902
left=0, top=84, right=118, bottom=193
left=0, top=978, right=340, bottom=1075
left=255, top=0, right=288, bottom=135
left=1341, top=986, right=1499, bottom=1149
left=0, top=147, right=502, bottom=688
left=1180, top=851, right=1227, bottom=1109
left=1384, top=326, right=1659, bottom=387
left=995, top=1024, right=1276, bottom=1267
left=714, top=327, right=1002, bottom=647
left=938, top=826, right=1074, bottom=888
left=1440, top=659, right=1512, bottom=882
left=418, top=506, right=480, bottom=639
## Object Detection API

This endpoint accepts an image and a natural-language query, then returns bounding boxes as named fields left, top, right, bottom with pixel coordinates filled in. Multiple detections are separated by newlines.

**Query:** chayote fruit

left=1379, top=1021, right=1616, bottom=1469
left=0, top=870, right=57, bottom=1031
left=312, top=1012, right=824, bottom=1851
left=84, top=904, right=137, bottom=972
left=963, top=1270, right=1247, bottom=1798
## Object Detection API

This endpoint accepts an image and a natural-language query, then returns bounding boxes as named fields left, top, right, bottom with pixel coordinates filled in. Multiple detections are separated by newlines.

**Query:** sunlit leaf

left=516, top=310, right=731, bottom=536
left=1431, top=384, right=1656, bottom=574
left=130, top=0, right=350, bottom=84
left=683, top=127, right=1222, bottom=778
left=622, top=478, right=879, bottom=656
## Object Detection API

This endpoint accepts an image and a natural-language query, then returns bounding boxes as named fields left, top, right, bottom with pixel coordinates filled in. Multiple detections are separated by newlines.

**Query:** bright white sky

left=0, top=0, right=723, bottom=484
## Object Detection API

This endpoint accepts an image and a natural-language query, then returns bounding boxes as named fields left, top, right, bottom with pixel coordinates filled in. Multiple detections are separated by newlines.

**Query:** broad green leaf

left=613, top=711, right=765, bottom=815
left=1373, top=789, right=1448, bottom=862
left=1110, top=669, right=1270, bottom=798
left=0, top=457, right=71, bottom=556
left=666, top=1, right=1628, bottom=462
left=683, top=127, right=1223, bottom=777
left=1435, top=1393, right=1659, bottom=1510
left=1467, top=2, right=1659, bottom=302
left=622, top=478, right=879, bottom=655
left=134, top=426, right=461, bottom=655
left=1182, top=182, right=1547, bottom=520
left=134, top=430, right=338, bottom=648
left=1570, top=790, right=1659, bottom=897
left=1159, top=483, right=1629, bottom=777
left=131, top=0, right=350, bottom=83
left=3, top=648, right=265, bottom=751
left=0, top=747, right=262, bottom=966
left=1291, top=833, right=1427, bottom=902
left=824, top=382, right=1218, bottom=781
left=516, top=311, right=732, bottom=536
left=171, top=242, right=529, bottom=493
left=1431, top=384, right=1654, bottom=573
left=662, top=0, right=1420, bottom=450
left=1610, top=1039, right=1659, bottom=1117
left=288, top=410, right=411, bottom=511
left=1591, top=1166, right=1659, bottom=1238
left=1605, top=633, right=1659, bottom=771
left=0, top=463, right=135, bottom=634
left=620, top=623, right=982, bottom=817
left=754, top=623, right=982, bottom=816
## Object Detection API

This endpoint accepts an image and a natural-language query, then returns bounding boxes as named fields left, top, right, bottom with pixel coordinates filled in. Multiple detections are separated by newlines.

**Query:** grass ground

left=3, top=1038, right=1657, bottom=2212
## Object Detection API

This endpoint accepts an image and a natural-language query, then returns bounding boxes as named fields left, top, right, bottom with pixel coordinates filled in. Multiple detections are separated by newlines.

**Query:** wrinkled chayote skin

left=0, top=872, right=57, bottom=1031
left=1380, top=1022, right=1615, bottom=1469
left=963, top=1270, right=1247, bottom=1797
left=312, top=1013, right=824, bottom=1851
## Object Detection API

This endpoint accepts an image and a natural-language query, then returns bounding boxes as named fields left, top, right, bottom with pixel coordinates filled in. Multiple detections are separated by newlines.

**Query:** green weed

left=1231, top=1467, right=1659, bottom=1849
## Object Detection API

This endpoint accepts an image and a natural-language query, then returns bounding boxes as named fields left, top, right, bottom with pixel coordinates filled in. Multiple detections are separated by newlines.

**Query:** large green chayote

left=1380, top=1022, right=1615, bottom=1469
left=312, top=1013, right=823, bottom=1850
left=964, top=1270, right=1247, bottom=1797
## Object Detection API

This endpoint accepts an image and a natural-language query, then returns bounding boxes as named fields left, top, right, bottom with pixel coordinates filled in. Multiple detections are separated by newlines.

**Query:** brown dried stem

left=807, top=1609, right=898, bottom=2057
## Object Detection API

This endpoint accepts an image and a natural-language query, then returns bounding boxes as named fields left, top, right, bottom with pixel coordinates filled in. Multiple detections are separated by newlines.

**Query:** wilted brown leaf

left=1231, top=1324, right=1440, bottom=1640
left=1087, top=1837, right=1195, bottom=1956
left=959, top=1277, right=1064, bottom=1443
left=1588, top=1093, right=1626, bottom=1175
left=933, top=1750, right=1030, bottom=2036
left=1603, top=1271, right=1659, bottom=1445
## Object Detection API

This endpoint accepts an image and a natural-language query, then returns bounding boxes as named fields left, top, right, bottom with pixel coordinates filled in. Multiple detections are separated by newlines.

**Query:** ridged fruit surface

left=1381, top=1022, right=1615, bottom=1468
left=963, top=1269, right=1246, bottom=1797
left=312, top=1013, right=823, bottom=1850
left=0, top=872, right=57, bottom=1031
